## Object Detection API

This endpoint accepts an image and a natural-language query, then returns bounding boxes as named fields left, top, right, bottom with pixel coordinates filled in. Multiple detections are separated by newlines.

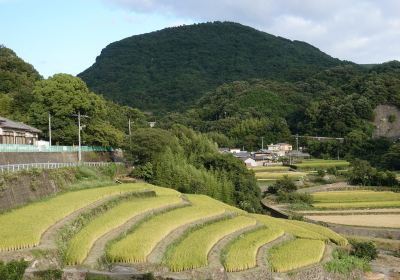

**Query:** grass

left=222, top=226, right=284, bottom=272
left=345, top=235, right=400, bottom=252
left=255, top=172, right=306, bottom=180
left=324, top=248, right=370, bottom=275
left=294, top=159, right=349, bottom=170
left=0, top=183, right=150, bottom=251
left=250, top=166, right=290, bottom=172
left=312, top=190, right=400, bottom=209
left=64, top=187, right=182, bottom=265
left=107, top=194, right=244, bottom=263
left=268, top=239, right=325, bottom=272
left=164, top=215, right=256, bottom=272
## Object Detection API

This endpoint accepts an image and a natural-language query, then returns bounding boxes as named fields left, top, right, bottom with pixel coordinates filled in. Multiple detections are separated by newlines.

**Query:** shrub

left=33, top=269, right=63, bottom=280
left=350, top=240, right=378, bottom=261
left=131, top=162, right=154, bottom=181
left=0, top=260, right=29, bottom=280
left=268, top=176, right=296, bottom=194
left=327, top=167, right=338, bottom=175
left=317, top=169, right=326, bottom=176
left=325, top=248, right=370, bottom=275
left=276, top=192, right=314, bottom=204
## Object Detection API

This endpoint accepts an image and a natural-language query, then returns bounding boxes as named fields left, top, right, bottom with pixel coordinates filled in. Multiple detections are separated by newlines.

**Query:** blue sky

left=0, top=0, right=192, bottom=77
left=1, top=0, right=399, bottom=77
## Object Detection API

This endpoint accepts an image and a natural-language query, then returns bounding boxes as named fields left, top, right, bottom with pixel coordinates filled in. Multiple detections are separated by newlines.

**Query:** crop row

left=0, top=183, right=149, bottom=251
left=107, top=194, right=243, bottom=263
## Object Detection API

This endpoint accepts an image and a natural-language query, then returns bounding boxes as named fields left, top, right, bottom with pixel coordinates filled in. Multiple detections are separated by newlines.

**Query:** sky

left=1, top=0, right=399, bottom=77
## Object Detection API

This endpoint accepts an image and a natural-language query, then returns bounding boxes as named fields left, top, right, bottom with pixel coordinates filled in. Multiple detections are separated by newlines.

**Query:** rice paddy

left=255, top=172, right=306, bottom=180
left=164, top=215, right=257, bottom=272
left=307, top=214, right=400, bottom=228
left=222, top=227, right=284, bottom=272
left=0, top=183, right=149, bottom=251
left=293, top=159, right=349, bottom=170
left=268, top=239, right=325, bottom=272
left=107, top=194, right=244, bottom=263
left=64, top=187, right=182, bottom=265
left=312, top=190, right=400, bottom=209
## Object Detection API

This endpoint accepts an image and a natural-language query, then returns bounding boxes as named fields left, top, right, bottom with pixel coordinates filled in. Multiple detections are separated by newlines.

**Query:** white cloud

left=102, top=0, right=400, bottom=63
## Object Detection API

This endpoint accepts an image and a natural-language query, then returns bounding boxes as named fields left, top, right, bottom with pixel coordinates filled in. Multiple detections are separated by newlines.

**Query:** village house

left=267, top=143, right=292, bottom=157
left=0, top=117, right=41, bottom=145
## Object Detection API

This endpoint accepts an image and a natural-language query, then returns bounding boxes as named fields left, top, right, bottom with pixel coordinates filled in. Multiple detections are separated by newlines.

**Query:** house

left=229, top=148, right=241, bottom=154
left=267, top=143, right=292, bottom=157
left=0, top=117, right=41, bottom=145
left=253, top=150, right=278, bottom=163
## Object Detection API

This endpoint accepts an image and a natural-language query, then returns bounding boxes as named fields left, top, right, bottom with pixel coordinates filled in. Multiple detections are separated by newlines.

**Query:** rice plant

left=0, top=183, right=150, bottom=251
left=222, top=226, right=284, bottom=272
left=268, top=239, right=325, bottom=272
left=107, top=194, right=244, bottom=263
left=164, top=215, right=256, bottom=272
left=64, top=188, right=182, bottom=265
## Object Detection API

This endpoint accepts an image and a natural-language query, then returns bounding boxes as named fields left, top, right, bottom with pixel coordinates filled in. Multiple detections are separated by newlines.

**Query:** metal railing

left=0, top=161, right=121, bottom=173
left=0, top=144, right=113, bottom=153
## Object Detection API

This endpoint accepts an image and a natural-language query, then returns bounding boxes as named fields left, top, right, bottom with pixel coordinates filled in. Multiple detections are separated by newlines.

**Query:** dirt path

left=83, top=200, right=189, bottom=268
left=297, top=182, right=350, bottom=193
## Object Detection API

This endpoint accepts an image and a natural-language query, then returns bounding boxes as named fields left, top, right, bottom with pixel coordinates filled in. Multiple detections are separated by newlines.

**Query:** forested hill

left=78, top=21, right=347, bottom=112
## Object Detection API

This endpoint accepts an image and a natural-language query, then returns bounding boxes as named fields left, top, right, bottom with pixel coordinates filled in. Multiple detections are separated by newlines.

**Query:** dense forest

left=79, top=21, right=346, bottom=112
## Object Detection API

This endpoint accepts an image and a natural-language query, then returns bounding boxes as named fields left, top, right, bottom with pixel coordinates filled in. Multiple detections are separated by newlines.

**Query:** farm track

left=83, top=200, right=189, bottom=268
left=297, top=182, right=350, bottom=193
left=226, top=233, right=290, bottom=280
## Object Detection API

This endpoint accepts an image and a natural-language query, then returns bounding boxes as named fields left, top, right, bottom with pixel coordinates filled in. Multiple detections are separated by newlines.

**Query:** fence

left=0, top=161, right=121, bottom=173
left=0, top=144, right=113, bottom=153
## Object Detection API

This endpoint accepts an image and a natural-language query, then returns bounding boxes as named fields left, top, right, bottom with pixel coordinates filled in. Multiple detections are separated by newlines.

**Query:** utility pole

left=261, top=137, right=264, bottom=150
left=72, top=111, right=88, bottom=163
left=296, top=133, right=299, bottom=152
left=48, top=113, right=52, bottom=146
left=128, top=118, right=132, bottom=137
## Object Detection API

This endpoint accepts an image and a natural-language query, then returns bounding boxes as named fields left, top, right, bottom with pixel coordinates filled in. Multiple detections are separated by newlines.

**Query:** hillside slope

left=79, top=21, right=346, bottom=112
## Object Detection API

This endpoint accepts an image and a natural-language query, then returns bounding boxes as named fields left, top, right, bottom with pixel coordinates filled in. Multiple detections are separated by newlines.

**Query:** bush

left=131, top=162, right=154, bottom=181
left=268, top=176, right=296, bottom=194
left=317, top=169, right=326, bottom=176
left=324, top=248, right=370, bottom=275
left=327, top=167, right=338, bottom=176
left=276, top=192, right=314, bottom=204
left=0, top=260, right=29, bottom=280
left=33, top=269, right=63, bottom=280
left=350, top=240, right=378, bottom=261
left=75, top=166, right=98, bottom=180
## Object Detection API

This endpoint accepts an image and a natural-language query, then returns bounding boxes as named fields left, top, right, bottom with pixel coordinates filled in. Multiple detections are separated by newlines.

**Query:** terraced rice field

left=164, top=216, right=257, bottom=272
left=312, top=190, right=400, bottom=209
left=268, top=239, right=325, bottom=272
left=107, top=194, right=244, bottom=263
left=0, top=183, right=148, bottom=251
left=251, top=166, right=290, bottom=172
left=222, top=227, right=284, bottom=272
left=307, top=214, right=400, bottom=228
left=0, top=182, right=349, bottom=275
left=64, top=187, right=182, bottom=265
left=294, top=159, right=349, bottom=170
left=253, top=214, right=347, bottom=246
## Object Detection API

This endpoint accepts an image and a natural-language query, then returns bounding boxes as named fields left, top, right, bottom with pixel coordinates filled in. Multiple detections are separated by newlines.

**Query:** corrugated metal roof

left=0, top=117, right=41, bottom=133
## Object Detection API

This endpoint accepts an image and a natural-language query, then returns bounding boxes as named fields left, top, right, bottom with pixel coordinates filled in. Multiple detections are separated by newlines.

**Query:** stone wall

left=373, top=104, right=400, bottom=140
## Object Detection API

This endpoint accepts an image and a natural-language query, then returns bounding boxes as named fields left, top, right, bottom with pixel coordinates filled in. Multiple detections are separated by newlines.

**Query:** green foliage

left=33, top=269, right=63, bottom=280
left=0, top=260, right=29, bottom=280
left=131, top=162, right=154, bottom=181
left=79, top=22, right=344, bottom=112
left=268, top=175, right=297, bottom=194
left=348, top=159, right=399, bottom=187
left=325, top=248, right=370, bottom=275
left=350, top=240, right=378, bottom=261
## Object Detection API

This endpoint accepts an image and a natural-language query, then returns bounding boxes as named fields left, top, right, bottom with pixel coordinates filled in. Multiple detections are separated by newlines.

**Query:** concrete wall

left=0, top=151, right=114, bottom=165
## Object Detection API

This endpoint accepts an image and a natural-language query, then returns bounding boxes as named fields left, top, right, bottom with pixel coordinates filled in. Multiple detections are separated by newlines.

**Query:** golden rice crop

left=0, top=183, right=149, bottom=251
left=313, top=201, right=400, bottom=209
left=312, top=191, right=400, bottom=203
left=253, top=214, right=327, bottom=241
left=107, top=194, right=244, bottom=263
left=285, top=220, right=348, bottom=246
left=64, top=187, right=182, bottom=265
left=164, top=215, right=256, bottom=272
left=222, top=227, right=284, bottom=272
left=268, top=239, right=325, bottom=272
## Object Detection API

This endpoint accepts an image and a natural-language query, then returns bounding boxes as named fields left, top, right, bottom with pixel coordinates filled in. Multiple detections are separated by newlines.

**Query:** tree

left=382, top=143, right=400, bottom=170
left=28, top=74, right=125, bottom=147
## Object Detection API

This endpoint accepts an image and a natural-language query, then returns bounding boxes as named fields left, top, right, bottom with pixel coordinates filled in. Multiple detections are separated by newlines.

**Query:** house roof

left=232, top=151, right=251, bottom=158
left=0, top=117, right=41, bottom=133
